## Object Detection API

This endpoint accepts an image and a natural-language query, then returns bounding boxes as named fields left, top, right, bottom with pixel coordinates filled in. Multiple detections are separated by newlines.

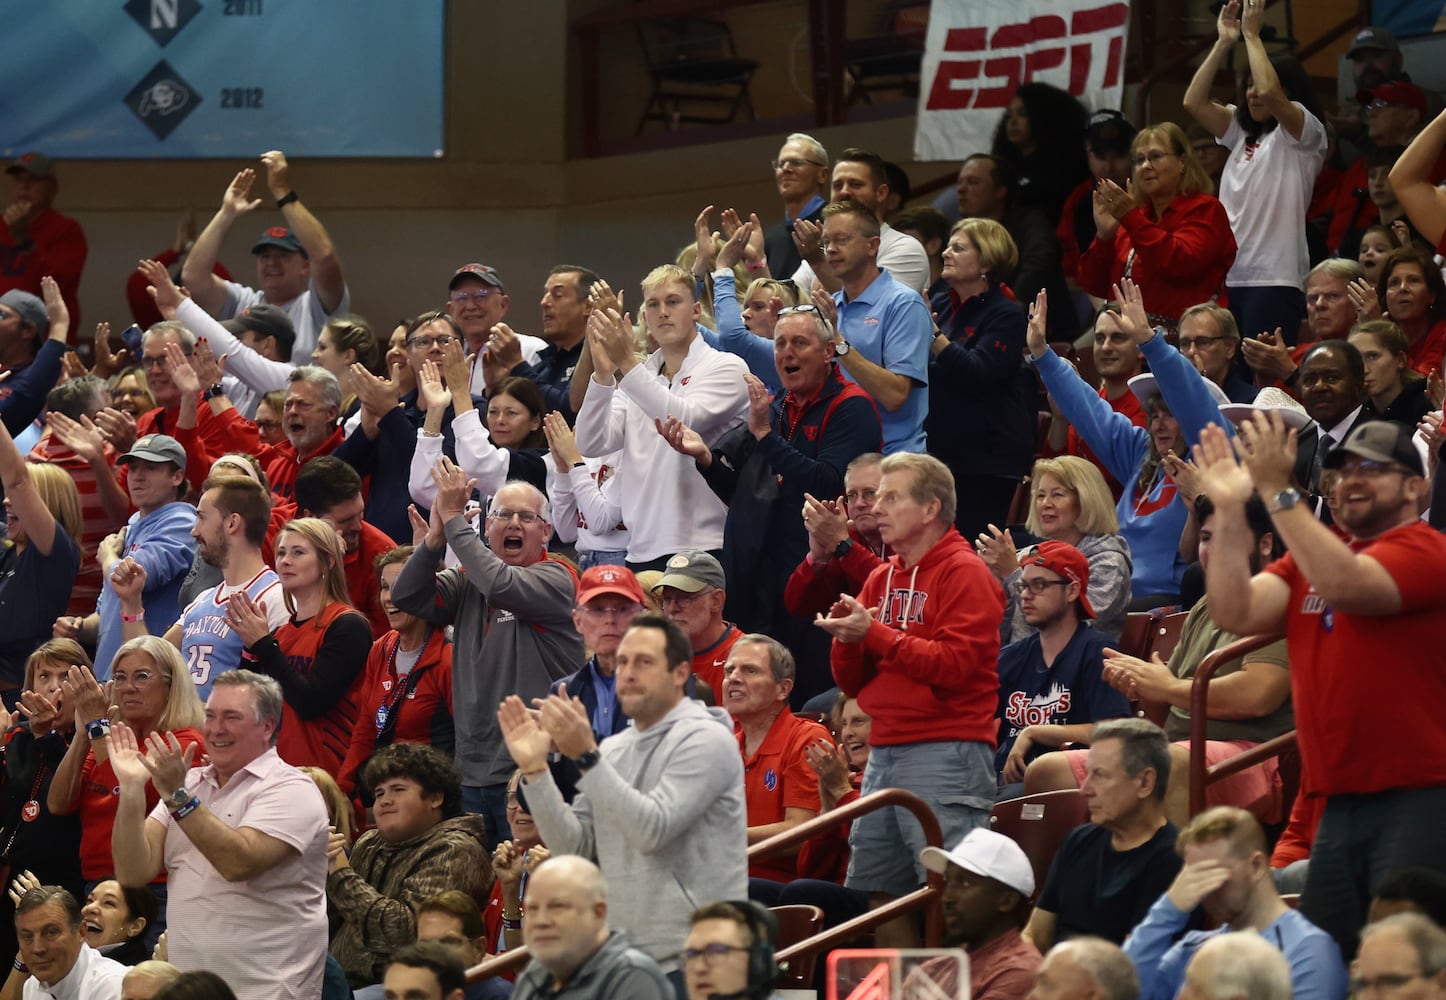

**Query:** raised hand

left=417, top=359, right=452, bottom=413
left=1239, top=328, right=1297, bottom=384
left=693, top=206, right=719, bottom=273
left=259, top=150, right=292, bottom=200
left=191, top=337, right=225, bottom=388
left=1347, top=277, right=1383, bottom=321
left=109, top=557, right=148, bottom=609
left=744, top=374, right=773, bottom=439
left=220, top=169, right=263, bottom=218
left=808, top=283, right=839, bottom=332
left=1191, top=422, right=1255, bottom=506
left=1167, top=859, right=1232, bottom=912
left=1239, top=0, right=1264, bottom=39
left=655, top=416, right=709, bottom=463
left=94, top=407, right=139, bottom=455
left=792, top=217, right=824, bottom=261
left=47, top=411, right=109, bottom=465
left=1232, top=410, right=1298, bottom=495
left=165, top=341, right=202, bottom=397
left=587, top=280, right=623, bottom=318
left=107, top=722, right=155, bottom=792
left=406, top=504, right=436, bottom=549
left=1162, top=452, right=1204, bottom=506
left=39, top=276, right=69, bottom=342
left=542, top=411, right=582, bottom=471
left=138, top=259, right=185, bottom=319
left=7, top=871, right=40, bottom=908
left=801, top=493, right=850, bottom=559
left=716, top=220, right=753, bottom=271
left=814, top=592, right=875, bottom=643
left=589, top=308, right=637, bottom=373
left=492, top=839, right=526, bottom=888
left=62, top=664, right=111, bottom=730
left=16, top=687, right=62, bottom=735
left=351, top=362, right=402, bottom=418
left=224, top=590, right=274, bottom=647
left=431, top=456, right=475, bottom=524
left=1112, top=278, right=1154, bottom=344
left=497, top=695, right=553, bottom=773
left=92, top=322, right=130, bottom=380
left=804, top=737, right=852, bottom=805
left=1217, top=0, right=1242, bottom=45
left=1027, top=289, right=1049, bottom=357
left=138, top=730, right=199, bottom=799
left=974, top=524, right=1019, bottom=580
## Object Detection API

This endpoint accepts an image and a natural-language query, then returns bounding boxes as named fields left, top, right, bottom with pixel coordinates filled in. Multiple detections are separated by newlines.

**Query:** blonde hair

left=742, top=277, right=799, bottom=309
left=27, top=465, right=82, bottom=542
left=1025, top=457, right=1120, bottom=537
left=110, top=636, right=205, bottom=732
left=641, top=263, right=696, bottom=300
left=276, top=518, right=351, bottom=615
left=951, top=218, right=1018, bottom=282
left=302, top=766, right=354, bottom=843
left=1132, top=123, right=1214, bottom=198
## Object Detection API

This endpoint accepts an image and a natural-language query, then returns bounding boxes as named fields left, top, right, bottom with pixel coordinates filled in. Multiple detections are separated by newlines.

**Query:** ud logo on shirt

left=764, top=769, right=778, bottom=792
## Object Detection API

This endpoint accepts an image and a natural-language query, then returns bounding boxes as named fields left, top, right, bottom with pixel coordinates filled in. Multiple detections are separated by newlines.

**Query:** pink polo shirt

left=150, top=748, right=330, bottom=1000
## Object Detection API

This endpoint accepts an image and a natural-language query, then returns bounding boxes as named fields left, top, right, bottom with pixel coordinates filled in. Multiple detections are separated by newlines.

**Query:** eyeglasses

left=1132, top=151, right=1178, bottom=167
left=140, top=355, right=171, bottom=369
left=449, top=289, right=495, bottom=304
left=845, top=488, right=879, bottom=504
left=1350, top=971, right=1426, bottom=995
left=1014, top=578, right=1070, bottom=595
left=1365, top=100, right=1400, bottom=113
left=112, top=669, right=165, bottom=687
left=1178, top=335, right=1229, bottom=351
left=820, top=234, right=869, bottom=250
left=409, top=334, right=455, bottom=350
left=658, top=589, right=709, bottom=609
left=772, top=157, right=825, bottom=171
left=489, top=508, right=543, bottom=524
left=683, top=944, right=750, bottom=965
left=254, top=419, right=281, bottom=431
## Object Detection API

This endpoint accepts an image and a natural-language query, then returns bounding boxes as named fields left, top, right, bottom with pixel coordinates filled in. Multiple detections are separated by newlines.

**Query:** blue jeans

left=578, top=549, right=628, bottom=571
left=462, top=784, right=512, bottom=851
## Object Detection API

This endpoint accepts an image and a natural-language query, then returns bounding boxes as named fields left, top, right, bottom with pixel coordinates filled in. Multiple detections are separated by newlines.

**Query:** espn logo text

left=924, top=4, right=1129, bottom=111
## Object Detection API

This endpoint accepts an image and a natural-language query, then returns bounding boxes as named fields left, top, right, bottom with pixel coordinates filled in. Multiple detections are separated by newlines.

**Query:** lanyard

left=374, top=630, right=432, bottom=738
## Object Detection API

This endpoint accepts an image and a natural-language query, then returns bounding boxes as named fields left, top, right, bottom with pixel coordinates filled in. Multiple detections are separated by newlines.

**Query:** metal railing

left=1187, top=630, right=1294, bottom=817
left=465, top=786, right=945, bottom=986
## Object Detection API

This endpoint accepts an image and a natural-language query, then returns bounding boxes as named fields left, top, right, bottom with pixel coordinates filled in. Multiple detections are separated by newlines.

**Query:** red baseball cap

left=1359, top=79, right=1427, bottom=117
left=1019, top=541, right=1094, bottom=618
left=576, top=565, right=646, bottom=606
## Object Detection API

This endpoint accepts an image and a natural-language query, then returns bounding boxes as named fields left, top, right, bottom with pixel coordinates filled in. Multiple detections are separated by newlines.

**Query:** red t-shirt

left=77, top=726, right=206, bottom=879
left=691, top=624, right=742, bottom=699
left=1264, top=521, right=1446, bottom=797
left=737, top=708, right=832, bottom=882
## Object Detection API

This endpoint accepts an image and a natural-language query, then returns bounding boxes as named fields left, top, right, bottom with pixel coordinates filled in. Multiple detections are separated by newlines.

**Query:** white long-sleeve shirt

left=574, top=336, right=748, bottom=562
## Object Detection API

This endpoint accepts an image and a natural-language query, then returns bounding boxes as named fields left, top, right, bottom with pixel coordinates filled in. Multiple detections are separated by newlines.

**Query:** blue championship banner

left=1, top=0, right=444, bottom=158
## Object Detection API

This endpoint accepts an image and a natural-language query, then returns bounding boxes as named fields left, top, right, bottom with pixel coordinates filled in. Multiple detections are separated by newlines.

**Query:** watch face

left=834, top=341, right=850, bottom=356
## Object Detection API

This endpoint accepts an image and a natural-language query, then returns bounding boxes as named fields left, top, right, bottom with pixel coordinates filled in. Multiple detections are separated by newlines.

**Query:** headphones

left=724, top=900, right=779, bottom=996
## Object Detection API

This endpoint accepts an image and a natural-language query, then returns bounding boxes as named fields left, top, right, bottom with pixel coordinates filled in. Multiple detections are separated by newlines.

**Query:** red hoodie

left=831, top=530, right=1004, bottom=747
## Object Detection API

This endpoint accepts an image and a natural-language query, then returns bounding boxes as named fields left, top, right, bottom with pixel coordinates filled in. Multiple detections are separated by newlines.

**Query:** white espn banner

left=913, top=0, right=1133, bottom=161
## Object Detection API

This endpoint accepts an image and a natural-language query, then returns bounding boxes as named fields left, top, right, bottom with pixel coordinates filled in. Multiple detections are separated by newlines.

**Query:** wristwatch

left=203, top=383, right=226, bottom=401
left=1267, top=487, right=1302, bottom=514
left=166, top=787, right=193, bottom=811
left=572, top=749, right=601, bottom=771
left=833, top=539, right=853, bottom=560
left=86, top=719, right=111, bottom=742
left=833, top=339, right=852, bottom=357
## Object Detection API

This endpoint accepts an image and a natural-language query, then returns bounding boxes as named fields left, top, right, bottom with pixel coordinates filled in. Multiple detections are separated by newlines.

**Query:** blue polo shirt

left=833, top=268, right=932, bottom=453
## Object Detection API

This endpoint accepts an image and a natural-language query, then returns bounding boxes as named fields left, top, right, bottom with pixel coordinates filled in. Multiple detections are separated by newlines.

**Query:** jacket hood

left=375, top=812, right=489, bottom=852
left=887, top=524, right=974, bottom=573
left=632, top=695, right=734, bottom=746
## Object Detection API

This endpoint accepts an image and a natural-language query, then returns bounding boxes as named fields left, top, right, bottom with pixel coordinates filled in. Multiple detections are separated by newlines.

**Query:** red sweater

left=346, top=521, right=398, bottom=639
left=264, top=424, right=346, bottom=502
left=1078, top=192, right=1236, bottom=325
left=337, top=628, right=454, bottom=796
left=831, top=530, right=1005, bottom=747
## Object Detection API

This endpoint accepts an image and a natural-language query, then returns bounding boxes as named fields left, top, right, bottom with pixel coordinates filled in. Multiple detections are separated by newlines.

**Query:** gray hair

left=16, top=886, right=81, bottom=928
left=1189, top=932, right=1291, bottom=1000
left=1308, top=257, right=1365, bottom=285
left=731, top=634, right=796, bottom=683
left=287, top=365, right=342, bottom=412
left=1363, top=912, right=1446, bottom=978
left=143, top=320, right=196, bottom=355
left=1090, top=717, right=1171, bottom=802
left=775, top=306, right=833, bottom=346
left=1062, top=938, right=1139, bottom=1000
left=212, top=669, right=284, bottom=744
left=46, top=374, right=109, bottom=420
left=784, top=132, right=828, bottom=166
left=1179, top=302, right=1240, bottom=343
left=487, top=480, right=551, bottom=524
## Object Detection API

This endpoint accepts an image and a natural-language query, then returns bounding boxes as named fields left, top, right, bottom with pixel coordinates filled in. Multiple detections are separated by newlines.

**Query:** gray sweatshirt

left=523, top=696, right=749, bottom=972
left=1004, top=532, right=1134, bottom=643
left=392, top=516, right=583, bottom=787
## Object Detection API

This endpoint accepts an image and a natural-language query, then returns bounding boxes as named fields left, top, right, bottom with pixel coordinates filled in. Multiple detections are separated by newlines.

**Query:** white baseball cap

left=920, top=828, right=1035, bottom=897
